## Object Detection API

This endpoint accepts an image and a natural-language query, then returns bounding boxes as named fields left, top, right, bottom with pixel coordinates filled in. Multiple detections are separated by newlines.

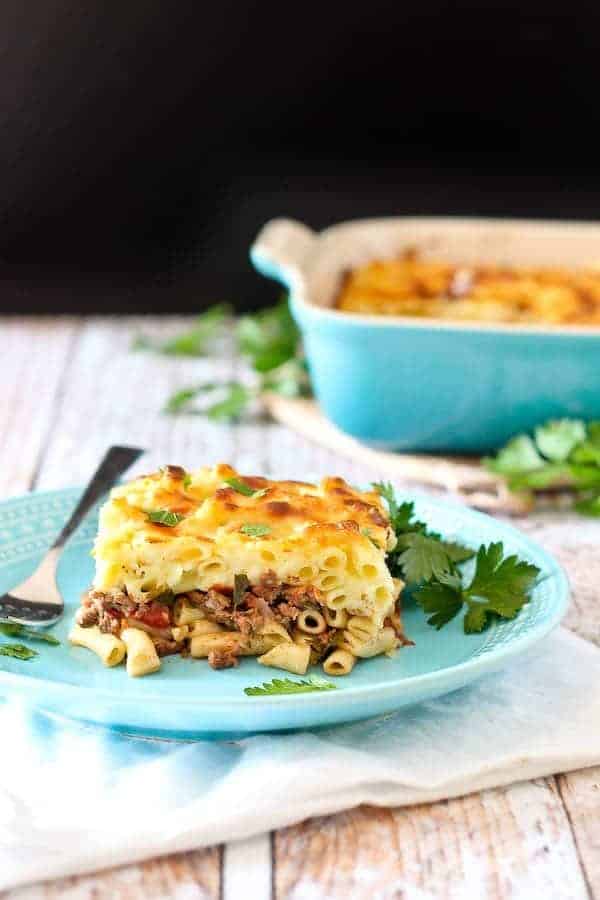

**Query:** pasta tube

left=121, top=627, right=161, bottom=677
left=258, top=641, right=310, bottom=675
left=69, top=624, right=126, bottom=668
left=323, top=649, right=356, bottom=676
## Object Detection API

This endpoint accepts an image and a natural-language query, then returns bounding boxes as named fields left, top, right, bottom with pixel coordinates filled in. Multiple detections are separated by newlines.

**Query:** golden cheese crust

left=337, top=254, right=600, bottom=325
left=93, top=463, right=398, bottom=625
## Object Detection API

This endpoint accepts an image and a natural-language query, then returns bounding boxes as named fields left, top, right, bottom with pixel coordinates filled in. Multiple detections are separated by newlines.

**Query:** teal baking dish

left=250, top=217, right=600, bottom=452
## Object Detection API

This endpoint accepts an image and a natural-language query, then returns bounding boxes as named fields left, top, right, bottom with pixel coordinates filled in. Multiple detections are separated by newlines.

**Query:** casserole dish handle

left=250, top=218, right=317, bottom=291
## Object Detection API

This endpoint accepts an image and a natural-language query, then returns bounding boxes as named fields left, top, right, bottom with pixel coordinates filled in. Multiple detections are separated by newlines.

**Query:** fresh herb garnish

left=224, top=478, right=268, bottom=498
left=0, top=643, right=38, bottom=660
left=147, top=509, right=185, bottom=527
left=372, top=482, right=473, bottom=583
left=484, top=419, right=600, bottom=514
left=233, top=573, right=250, bottom=611
left=164, top=387, right=212, bottom=415
left=236, top=301, right=301, bottom=373
left=240, top=523, right=271, bottom=537
left=394, top=533, right=474, bottom=584
left=244, top=675, right=337, bottom=696
left=163, top=382, right=253, bottom=420
left=182, top=473, right=193, bottom=491
left=158, top=298, right=309, bottom=421
left=372, top=482, right=538, bottom=634
left=132, top=304, right=231, bottom=356
left=0, top=621, right=60, bottom=644
left=415, top=542, right=540, bottom=633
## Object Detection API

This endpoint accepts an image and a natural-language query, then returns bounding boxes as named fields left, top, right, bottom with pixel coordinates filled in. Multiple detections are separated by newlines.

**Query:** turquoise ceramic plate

left=0, top=488, right=568, bottom=740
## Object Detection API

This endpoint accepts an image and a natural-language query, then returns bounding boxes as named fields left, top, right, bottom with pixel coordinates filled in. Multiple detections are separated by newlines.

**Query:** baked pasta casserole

left=336, top=251, right=600, bottom=325
left=70, top=464, right=406, bottom=677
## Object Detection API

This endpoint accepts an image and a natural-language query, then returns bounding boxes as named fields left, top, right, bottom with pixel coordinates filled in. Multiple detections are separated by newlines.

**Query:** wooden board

left=1, top=316, right=599, bottom=900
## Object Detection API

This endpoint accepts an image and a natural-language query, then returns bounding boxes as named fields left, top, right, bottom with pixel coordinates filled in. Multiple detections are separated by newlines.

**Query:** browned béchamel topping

left=336, top=252, right=600, bottom=325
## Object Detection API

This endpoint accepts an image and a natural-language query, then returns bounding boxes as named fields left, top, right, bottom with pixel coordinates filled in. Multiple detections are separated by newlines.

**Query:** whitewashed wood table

left=2, top=316, right=600, bottom=900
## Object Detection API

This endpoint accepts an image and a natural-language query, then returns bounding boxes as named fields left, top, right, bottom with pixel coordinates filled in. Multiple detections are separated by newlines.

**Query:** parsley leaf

left=484, top=435, right=544, bottom=476
left=414, top=542, right=540, bottom=633
left=0, top=643, right=38, bottom=660
left=206, top=383, right=253, bottom=421
left=244, top=675, right=337, bottom=696
left=132, top=304, right=231, bottom=357
left=575, top=494, right=600, bottom=516
left=233, top=573, right=250, bottom=611
left=164, top=382, right=254, bottom=421
left=534, top=419, right=586, bottom=462
left=395, top=533, right=457, bottom=583
left=372, top=482, right=473, bottom=584
left=236, top=301, right=300, bottom=373
left=0, top=621, right=60, bottom=644
left=156, top=296, right=309, bottom=422
left=414, top=574, right=464, bottom=629
left=261, top=358, right=311, bottom=398
left=394, top=534, right=475, bottom=584
left=240, top=523, right=271, bottom=537
left=164, top=387, right=211, bottom=415
left=147, top=509, right=185, bottom=527
left=484, top=418, right=600, bottom=514
left=182, top=474, right=193, bottom=491
left=225, top=477, right=268, bottom=498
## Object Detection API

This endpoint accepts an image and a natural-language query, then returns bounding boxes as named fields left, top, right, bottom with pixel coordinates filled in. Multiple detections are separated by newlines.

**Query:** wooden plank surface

left=1, top=315, right=600, bottom=900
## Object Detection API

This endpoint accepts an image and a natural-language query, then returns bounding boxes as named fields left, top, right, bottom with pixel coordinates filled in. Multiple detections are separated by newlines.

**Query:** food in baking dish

left=70, top=464, right=406, bottom=677
left=336, top=251, right=600, bottom=325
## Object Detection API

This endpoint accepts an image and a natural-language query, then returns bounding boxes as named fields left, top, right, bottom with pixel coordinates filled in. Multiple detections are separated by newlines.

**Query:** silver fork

left=0, top=445, right=144, bottom=626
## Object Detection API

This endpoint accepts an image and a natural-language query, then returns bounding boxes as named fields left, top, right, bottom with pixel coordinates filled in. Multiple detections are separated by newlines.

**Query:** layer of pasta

left=336, top=252, right=600, bottom=325
left=71, top=464, right=406, bottom=677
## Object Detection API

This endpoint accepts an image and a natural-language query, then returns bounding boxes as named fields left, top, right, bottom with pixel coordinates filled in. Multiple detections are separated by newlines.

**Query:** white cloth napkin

left=1, top=627, right=600, bottom=891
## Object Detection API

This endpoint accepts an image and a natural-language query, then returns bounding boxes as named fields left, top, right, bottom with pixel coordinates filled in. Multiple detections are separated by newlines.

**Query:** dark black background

left=2, top=1, right=600, bottom=312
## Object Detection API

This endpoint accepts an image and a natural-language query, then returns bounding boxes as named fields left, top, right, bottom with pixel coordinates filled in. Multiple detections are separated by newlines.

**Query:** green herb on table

left=224, top=477, right=268, bottom=498
left=164, top=382, right=254, bottom=421
left=132, top=304, right=231, bottom=356
left=240, top=523, right=271, bottom=537
left=244, top=675, right=337, bottom=696
left=484, top=419, right=600, bottom=515
left=147, top=509, right=185, bottom=527
left=414, top=542, right=540, bottom=633
left=156, top=298, right=309, bottom=421
left=0, top=643, right=38, bottom=660
left=0, top=621, right=60, bottom=644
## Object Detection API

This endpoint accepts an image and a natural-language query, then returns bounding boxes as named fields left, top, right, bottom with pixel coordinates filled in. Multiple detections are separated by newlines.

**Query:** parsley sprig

left=244, top=675, right=336, bottom=696
left=373, top=482, right=540, bottom=634
left=132, top=304, right=231, bottom=356
left=0, top=643, right=38, bottom=660
left=0, top=621, right=60, bottom=644
left=484, top=419, right=600, bottom=515
left=415, top=543, right=540, bottom=633
left=372, top=482, right=474, bottom=584
left=135, top=298, right=310, bottom=421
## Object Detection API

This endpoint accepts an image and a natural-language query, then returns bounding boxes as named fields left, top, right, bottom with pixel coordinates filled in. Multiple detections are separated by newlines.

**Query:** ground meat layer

left=76, top=572, right=333, bottom=669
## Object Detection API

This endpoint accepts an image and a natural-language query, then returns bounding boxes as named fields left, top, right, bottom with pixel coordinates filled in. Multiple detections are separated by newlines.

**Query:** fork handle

left=50, top=446, right=144, bottom=550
